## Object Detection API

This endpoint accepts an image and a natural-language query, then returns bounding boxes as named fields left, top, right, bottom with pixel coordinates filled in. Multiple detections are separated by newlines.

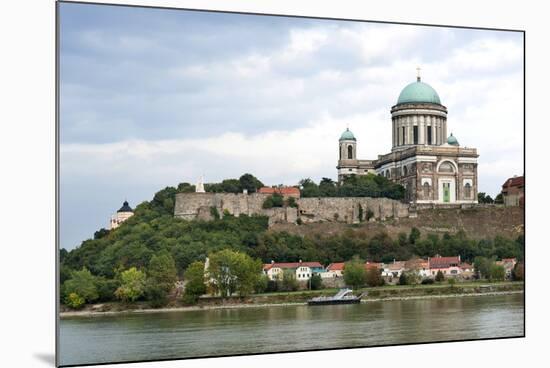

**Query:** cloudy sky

left=59, top=3, right=524, bottom=250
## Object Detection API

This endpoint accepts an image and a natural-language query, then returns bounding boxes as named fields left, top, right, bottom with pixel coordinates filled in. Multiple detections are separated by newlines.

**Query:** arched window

left=464, top=183, right=472, bottom=199
left=386, top=170, right=390, bottom=178
left=438, top=161, right=455, bottom=173
left=423, top=182, right=430, bottom=198
left=339, top=145, right=342, bottom=160
left=403, top=166, right=408, bottom=176
left=347, top=145, right=353, bottom=159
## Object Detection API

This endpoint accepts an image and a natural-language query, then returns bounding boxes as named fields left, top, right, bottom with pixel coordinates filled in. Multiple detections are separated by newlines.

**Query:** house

left=322, top=262, right=345, bottom=278
left=381, top=261, right=406, bottom=279
left=459, top=262, right=474, bottom=279
left=365, top=261, right=383, bottom=271
left=501, top=175, right=524, bottom=207
left=263, top=261, right=324, bottom=281
left=258, top=186, right=301, bottom=198
left=496, top=258, right=517, bottom=279
left=404, top=258, right=430, bottom=278
left=428, top=255, right=461, bottom=277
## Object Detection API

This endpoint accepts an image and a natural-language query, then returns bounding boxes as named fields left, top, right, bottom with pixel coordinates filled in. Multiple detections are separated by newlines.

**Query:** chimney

left=271, top=260, right=274, bottom=264
left=243, top=189, right=248, bottom=194
left=299, top=259, right=302, bottom=264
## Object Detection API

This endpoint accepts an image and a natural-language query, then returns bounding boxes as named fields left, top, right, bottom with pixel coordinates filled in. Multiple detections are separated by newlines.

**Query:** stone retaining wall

left=174, top=192, right=409, bottom=225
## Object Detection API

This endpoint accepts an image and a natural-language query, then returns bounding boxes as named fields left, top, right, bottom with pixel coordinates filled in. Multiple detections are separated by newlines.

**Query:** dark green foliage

left=474, top=256, right=493, bottom=279
left=94, top=228, right=110, bottom=240
left=494, top=193, right=504, bottom=204
left=255, top=275, right=269, bottom=293
left=62, top=268, right=99, bottom=304
left=421, top=278, right=434, bottom=285
left=309, top=274, right=323, bottom=290
left=477, top=192, right=494, bottom=204
left=147, top=252, right=177, bottom=293
left=286, top=196, right=298, bottom=208
left=239, top=173, right=264, bottom=193
left=398, top=273, right=408, bottom=285
left=408, top=227, right=421, bottom=244
left=210, top=207, right=220, bottom=220
left=435, top=270, right=445, bottom=282
left=281, top=270, right=298, bottom=291
left=262, top=193, right=284, bottom=209
left=95, top=277, right=120, bottom=302
left=145, top=282, right=169, bottom=308
left=299, top=174, right=405, bottom=200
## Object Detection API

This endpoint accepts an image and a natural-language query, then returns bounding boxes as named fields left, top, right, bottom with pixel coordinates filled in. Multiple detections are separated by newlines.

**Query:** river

left=58, top=293, right=524, bottom=366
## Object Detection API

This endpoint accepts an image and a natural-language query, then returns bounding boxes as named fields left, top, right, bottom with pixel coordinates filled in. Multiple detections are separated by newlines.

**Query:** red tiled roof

left=502, top=258, right=517, bottom=263
left=264, top=262, right=323, bottom=271
left=502, top=176, right=524, bottom=189
left=460, top=262, right=473, bottom=270
left=327, top=262, right=345, bottom=271
left=388, top=261, right=406, bottom=271
left=429, top=256, right=460, bottom=269
left=365, top=262, right=382, bottom=269
left=258, top=187, right=301, bottom=196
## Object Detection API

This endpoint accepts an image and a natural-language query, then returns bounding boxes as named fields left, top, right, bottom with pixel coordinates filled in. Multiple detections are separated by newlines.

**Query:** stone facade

left=337, top=76, right=479, bottom=205
left=174, top=192, right=409, bottom=225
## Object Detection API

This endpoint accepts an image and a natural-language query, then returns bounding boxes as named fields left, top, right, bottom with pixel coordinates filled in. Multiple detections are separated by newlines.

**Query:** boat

left=307, top=288, right=363, bottom=306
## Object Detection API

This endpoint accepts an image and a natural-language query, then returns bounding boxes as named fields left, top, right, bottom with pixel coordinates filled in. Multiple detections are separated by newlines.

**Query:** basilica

left=337, top=72, right=479, bottom=205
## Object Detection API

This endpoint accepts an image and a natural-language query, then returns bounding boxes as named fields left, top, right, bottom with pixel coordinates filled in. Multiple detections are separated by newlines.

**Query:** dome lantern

left=339, top=128, right=356, bottom=141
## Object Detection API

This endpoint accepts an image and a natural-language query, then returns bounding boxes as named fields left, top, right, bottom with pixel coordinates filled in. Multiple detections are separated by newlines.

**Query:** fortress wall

left=175, top=193, right=409, bottom=224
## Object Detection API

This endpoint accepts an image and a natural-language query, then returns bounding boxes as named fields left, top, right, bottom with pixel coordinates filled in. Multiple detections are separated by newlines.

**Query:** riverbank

left=60, top=281, right=523, bottom=318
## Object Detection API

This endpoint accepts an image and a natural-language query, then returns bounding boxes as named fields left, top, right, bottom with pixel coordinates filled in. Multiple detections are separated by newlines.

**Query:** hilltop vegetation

left=60, top=174, right=523, bottom=308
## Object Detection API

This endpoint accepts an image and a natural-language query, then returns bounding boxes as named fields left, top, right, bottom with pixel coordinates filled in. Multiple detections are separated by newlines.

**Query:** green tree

left=435, top=270, right=445, bottom=282
left=183, top=261, right=207, bottom=303
left=115, top=267, right=146, bottom=302
left=489, top=264, right=506, bottom=281
left=309, top=274, right=323, bottom=290
left=408, top=227, right=421, bottom=245
left=63, top=267, right=99, bottom=304
left=281, top=269, right=299, bottom=291
left=344, top=258, right=366, bottom=289
left=207, top=249, right=262, bottom=298
left=148, top=252, right=177, bottom=292
left=494, top=193, right=504, bottom=204
left=239, top=173, right=264, bottom=193
left=474, top=256, right=492, bottom=279
left=398, top=272, right=408, bottom=285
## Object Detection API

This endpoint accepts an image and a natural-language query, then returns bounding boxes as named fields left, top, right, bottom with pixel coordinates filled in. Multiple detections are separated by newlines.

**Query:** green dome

left=339, top=128, right=356, bottom=141
left=397, top=80, right=441, bottom=105
left=447, top=133, right=459, bottom=146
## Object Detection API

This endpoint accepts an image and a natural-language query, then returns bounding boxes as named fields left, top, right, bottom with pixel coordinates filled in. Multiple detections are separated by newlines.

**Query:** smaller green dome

left=339, top=128, right=356, bottom=141
left=447, top=133, right=459, bottom=146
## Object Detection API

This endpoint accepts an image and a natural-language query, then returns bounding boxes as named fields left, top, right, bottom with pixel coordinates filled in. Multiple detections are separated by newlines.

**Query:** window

left=464, top=183, right=472, bottom=199
left=402, top=127, right=406, bottom=144
left=423, top=182, right=430, bottom=198
left=427, top=126, right=432, bottom=145
left=413, top=126, right=418, bottom=144
left=347, top=145, right=353, bottom=159
left=403, top=166, right=408, bottom=176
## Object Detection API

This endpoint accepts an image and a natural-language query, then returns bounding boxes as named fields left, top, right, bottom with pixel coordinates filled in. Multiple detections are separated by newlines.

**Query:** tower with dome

left=337, top=71, right=479, bottom=205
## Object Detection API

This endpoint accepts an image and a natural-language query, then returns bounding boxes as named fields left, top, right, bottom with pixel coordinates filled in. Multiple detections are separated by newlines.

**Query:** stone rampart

left=174, top=193, right=409, bottom=224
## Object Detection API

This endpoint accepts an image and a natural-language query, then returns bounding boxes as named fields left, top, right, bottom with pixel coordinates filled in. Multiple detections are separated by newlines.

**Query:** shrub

left=287, top=197, right=298, bottom=208
left=266, top=280, right=279, bottom=292
left=115, top=267, right=146, bottom=302
left=262, top=196, right=274, bottom=209
left=365, top=268, right=384, bottom=287
left=210, top=206, right=220, bottom=219
left=310, top=274, right=323, bottom=290
left=421, top=278, right=434, bottom=285
left=181, top=293, right=199, bottom=305
left=366, top=210, right=374, bottom=221
left=398, top=273, right=408, bottom=285
left=435, top=270, right=445, bottom=282
left=254, top=275, right=269, bottom=294
left=344, top=258, right=366, bottom=289
left=447, top=278, right=456, bottom=287
left=184, top=261, right=206, bottom=300
left=145, top=282, right=169, bottom=308
left=65, top=293, right=85, bottom=309
left=296, top=218, right=303, bottom=225
left=63, top=267, right=99, bottom=305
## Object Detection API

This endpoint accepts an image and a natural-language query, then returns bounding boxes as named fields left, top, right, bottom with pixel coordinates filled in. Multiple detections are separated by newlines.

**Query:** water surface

left=59, top=294, right=524, bottom=366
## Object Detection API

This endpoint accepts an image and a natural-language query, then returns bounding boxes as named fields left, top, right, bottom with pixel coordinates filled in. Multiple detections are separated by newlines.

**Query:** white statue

left=196, top=175, right=205, bottom=193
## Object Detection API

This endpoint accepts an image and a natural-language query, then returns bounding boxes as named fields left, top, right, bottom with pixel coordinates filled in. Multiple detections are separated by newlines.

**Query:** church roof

left=339, top=128, right=356, bottom=141
left=397, top=79, right=441, bottom=105
left=117, top=200, right=133, bottom=213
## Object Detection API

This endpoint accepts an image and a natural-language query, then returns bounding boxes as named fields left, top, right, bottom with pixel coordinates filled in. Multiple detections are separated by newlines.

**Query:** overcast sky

left=59, top=3, right=524, bottom=250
